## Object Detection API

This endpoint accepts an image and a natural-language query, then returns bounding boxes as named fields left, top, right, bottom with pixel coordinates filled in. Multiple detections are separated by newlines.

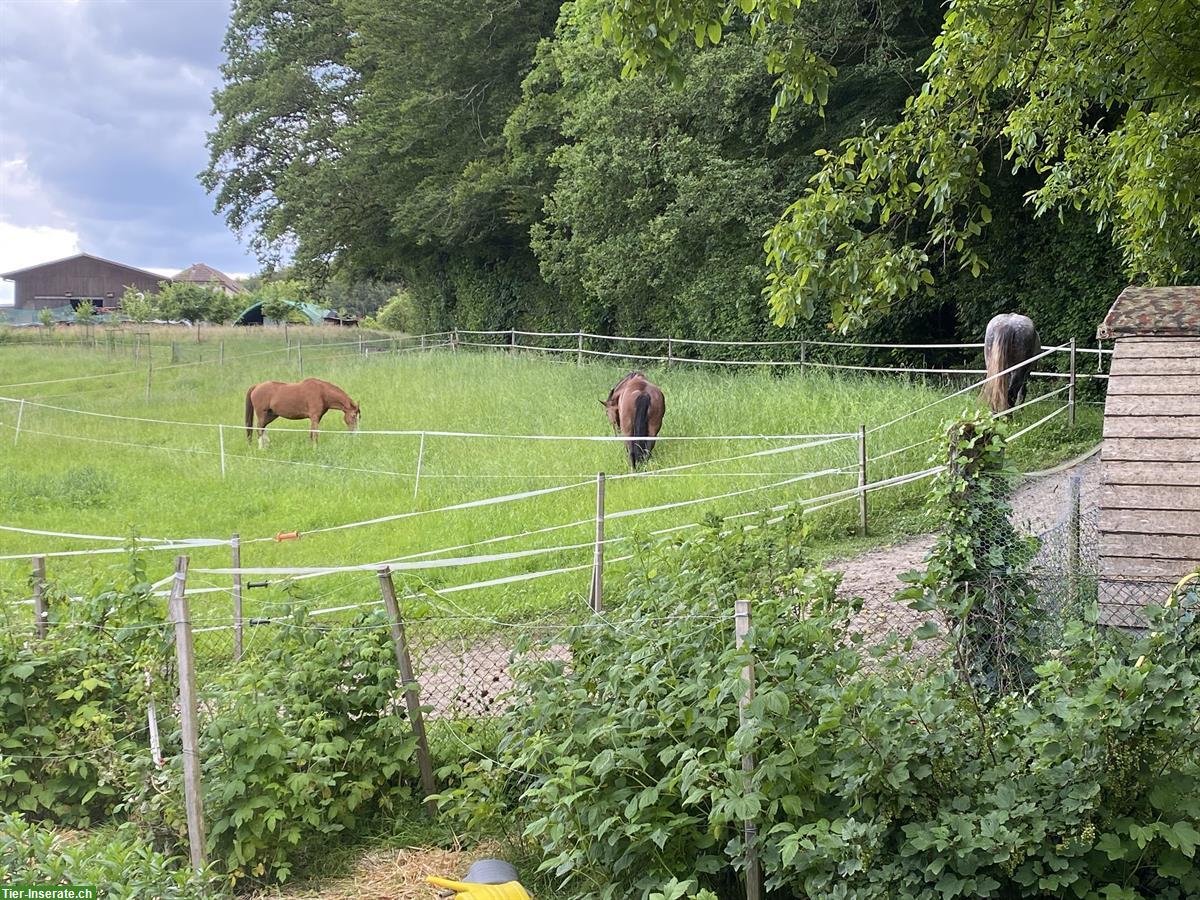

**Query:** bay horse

left=982, top=313, right=1041, bottom=413
left=602, top=372, right=665, bottom=468
left=245, top=378, right=360, bottom=447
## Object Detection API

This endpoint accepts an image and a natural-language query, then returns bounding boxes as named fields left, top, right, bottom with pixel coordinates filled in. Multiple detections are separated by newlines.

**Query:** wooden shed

left=1096, top=286, right=1200, bottom=625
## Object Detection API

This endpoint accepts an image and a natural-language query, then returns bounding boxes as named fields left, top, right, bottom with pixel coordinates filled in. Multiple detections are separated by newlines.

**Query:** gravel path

left=832, top=452, right=1100, bottom=601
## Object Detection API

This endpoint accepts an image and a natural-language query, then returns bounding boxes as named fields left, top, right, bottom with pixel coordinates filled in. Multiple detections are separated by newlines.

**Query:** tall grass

left=0, top=326, right=1101, bottom=633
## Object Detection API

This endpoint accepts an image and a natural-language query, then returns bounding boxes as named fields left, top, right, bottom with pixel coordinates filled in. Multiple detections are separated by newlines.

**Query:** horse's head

left=601, top=396, right=619, bottom=431
left=344, top=402, right=361, bottom=432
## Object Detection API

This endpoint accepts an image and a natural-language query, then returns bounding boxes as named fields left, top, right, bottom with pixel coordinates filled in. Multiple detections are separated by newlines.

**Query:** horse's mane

left=608, top=371, right=645, bottom=401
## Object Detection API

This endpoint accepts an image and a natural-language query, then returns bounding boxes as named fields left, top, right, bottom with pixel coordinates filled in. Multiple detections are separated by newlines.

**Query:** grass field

left=0, top=325, right=1102, bottom=638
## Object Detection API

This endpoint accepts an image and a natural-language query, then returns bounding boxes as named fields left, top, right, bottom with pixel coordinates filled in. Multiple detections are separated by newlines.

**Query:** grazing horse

left=245, top=378, right=360, bottom=447
left=602, top=372, right=665, bottom=468
left=982, top=313, right=1041, bottom=413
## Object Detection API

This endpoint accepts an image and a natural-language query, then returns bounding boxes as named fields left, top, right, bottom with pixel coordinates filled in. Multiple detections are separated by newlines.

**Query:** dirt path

left=832, top=452, right=1100, bottom=601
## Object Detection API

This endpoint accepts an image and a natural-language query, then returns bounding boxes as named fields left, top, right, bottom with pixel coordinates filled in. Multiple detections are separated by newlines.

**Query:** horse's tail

left=629, top=393, right=652, bottom=467
left=982, top=328, right=1014, bottom=413
left=244, top=387, right=256, bottom=442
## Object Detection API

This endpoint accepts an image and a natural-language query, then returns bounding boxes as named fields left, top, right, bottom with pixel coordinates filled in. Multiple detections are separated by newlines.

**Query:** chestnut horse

left=245, top=378, right=360, bottom=447
left=602, top=372, right=665, bottom=468
left=982, top=314, right=1041, bottom=413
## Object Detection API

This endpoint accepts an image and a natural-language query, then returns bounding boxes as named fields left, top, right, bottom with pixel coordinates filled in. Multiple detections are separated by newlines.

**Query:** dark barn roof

left=0, top=252, right=166, bottom=283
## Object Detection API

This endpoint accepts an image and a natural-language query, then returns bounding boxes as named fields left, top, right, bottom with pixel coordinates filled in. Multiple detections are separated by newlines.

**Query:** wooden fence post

left=218, top=426, right=226, bottom=479
left=219, top=340, right=225, bottom=366
left=297, top=337, right=304, bottom=378
left=510, top=328, right=517, bottom=357
left=799, top=340, right=807, bottom=375
left=577, top=332, right=584, bottom=366
left=1066, top=473, right=1081, bottom=607
left=231, top=534, right=244, bottom=661
left=451, top=329, right=459, bottom=353
left=145, top=352, right=153, bottom=402
left=858, top=424, right=869, bottom=537
left=734, top=598, right=762, bottom=900
left=1068, top=338, right=1077, bottom=428
left=170, top=341, right=179, bottom=364
left=167, top=556, right=206, bottom=871
left=590, top=472, right=606, bottom=613
left=667, top=337, right=674, bottom=366
left=377, top=568, right=438, bottom=816
left=31, top=556, right=47, bottom=639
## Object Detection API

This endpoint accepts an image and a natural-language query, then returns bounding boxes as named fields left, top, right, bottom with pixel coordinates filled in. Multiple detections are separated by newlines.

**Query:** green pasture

left=0, top=325, right=1102, bottom=642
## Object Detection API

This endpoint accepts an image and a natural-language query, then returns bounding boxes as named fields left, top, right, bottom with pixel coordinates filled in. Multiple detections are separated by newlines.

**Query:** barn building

left=1096, top=286, right=1200, bottom=625
left=0, top=252, right=166, bottom=312
left=173, top=263, right=247, bottom=296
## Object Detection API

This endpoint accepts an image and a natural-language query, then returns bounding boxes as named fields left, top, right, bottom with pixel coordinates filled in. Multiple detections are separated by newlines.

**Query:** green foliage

left=156, top=282, right=240, bottom=325
left=0, top=555, right=172, bottom=827
left=899, top=412, right=1045, bottom=691
left=373, top=289, right=419, bottom=332
left=0, top=814, right=220, bottom=899
left=37, top=307, right=55, bottom=329
left=599, top=0, right=1200, bottom=329
left=441, top=472, right=1200, bottom=898
left=0, top=466, right=116, bottom=513
left=73, top=300, right=96, bottom=325
left=133, top=609, right=421, bottom=885
left=253, top=279, right=311, bottom=324
left=119, top=285, right=158, bottom=323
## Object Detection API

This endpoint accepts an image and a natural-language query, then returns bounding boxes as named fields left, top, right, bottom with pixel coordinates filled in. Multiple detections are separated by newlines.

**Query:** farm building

left=173, top=263, right=247, bottom=296
left=1096, top=285, right=1200, bottom=625
left=0, top=252, right=165, bottom=312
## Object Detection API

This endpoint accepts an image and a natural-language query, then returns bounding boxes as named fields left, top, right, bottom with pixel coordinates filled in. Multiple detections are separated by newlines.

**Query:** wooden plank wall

left=1099, top=337, right=1200, bottom=624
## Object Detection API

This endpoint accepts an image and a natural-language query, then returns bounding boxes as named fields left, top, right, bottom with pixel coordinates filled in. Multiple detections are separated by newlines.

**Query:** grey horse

left=982, top=313, right=1041, bottom=412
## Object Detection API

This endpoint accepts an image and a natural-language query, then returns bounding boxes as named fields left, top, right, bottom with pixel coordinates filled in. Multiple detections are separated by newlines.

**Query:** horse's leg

left=258, top=411, right=277, bottom=449
left=309, top=409, right=326, bottom=444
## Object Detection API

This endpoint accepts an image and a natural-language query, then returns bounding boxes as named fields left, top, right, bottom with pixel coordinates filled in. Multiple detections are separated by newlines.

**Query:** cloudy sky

left=0, top=0, right=257, bottom=302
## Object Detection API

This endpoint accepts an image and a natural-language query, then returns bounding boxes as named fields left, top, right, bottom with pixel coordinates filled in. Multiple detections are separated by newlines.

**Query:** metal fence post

left=1066, top=473, right=1081, bottom=607
left=590, top=472, right=606, bottom=613
left=32, top=556, right=47, bottom=639
left=231, top=534, right=243, bottom=661
left=734, top=598, right=762, bottom=900
left=858, top=424, right=869, bottom=537
left=167, top=556, right=206, bottom=871
left=377, top=568, right=438, bottom=816
left=1068, top=338, right=1077, bottom=427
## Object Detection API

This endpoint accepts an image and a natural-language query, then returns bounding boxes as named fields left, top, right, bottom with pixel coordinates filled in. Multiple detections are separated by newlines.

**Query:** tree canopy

left=203, top=0, right=1189, bottom=339
left=599, top=0, right=1200, bottom=329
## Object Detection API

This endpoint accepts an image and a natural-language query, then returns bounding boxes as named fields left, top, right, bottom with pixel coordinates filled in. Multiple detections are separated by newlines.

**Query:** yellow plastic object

left=426, top=876, right=533, bottom=899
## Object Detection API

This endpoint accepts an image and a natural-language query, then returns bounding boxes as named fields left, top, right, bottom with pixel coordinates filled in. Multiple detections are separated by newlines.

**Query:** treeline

left=205, top=0, right=1124, bottom=349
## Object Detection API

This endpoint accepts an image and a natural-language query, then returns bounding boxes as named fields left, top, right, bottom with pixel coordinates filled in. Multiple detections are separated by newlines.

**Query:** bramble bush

left=132, top=608, right=423, bottom=886
left=2, top=560, right=424, bottom=888
left=0, top=814, right=219, bottom=899
left=442, top=419, right=1200, bottom=900
left=0, top=553, right=173, bottom=827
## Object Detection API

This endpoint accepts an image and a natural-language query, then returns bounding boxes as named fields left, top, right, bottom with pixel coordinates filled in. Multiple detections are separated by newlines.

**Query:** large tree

left=599, top=0, right=1200, bottom=330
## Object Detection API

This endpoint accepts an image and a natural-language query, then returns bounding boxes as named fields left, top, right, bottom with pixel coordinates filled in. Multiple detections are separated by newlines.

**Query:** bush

left=0, top=555, right=172, bottom=827
left=375, top=289, right=420, bottom=332
left=132, top=608, right=422, bottom=885
left=0, top=814, right=219, bottom=899
left=442, top=444, right=1200, bottom=899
